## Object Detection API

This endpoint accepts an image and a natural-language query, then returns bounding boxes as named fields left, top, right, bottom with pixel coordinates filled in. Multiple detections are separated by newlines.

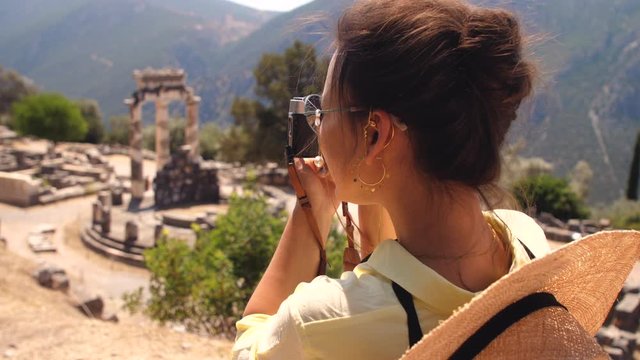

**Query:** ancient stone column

left=127, top=100, right=144, bottom=199
left=101, top=206, right=111, bottom=234
left=92, top=201, right=102, bottom=227
left=186, top=96, right=201, bottom=161
left=155, top=98, right=170, bottom=171
left=98, top=190, right=112, bottom=208
left=125, top=220, right=139, bottom=243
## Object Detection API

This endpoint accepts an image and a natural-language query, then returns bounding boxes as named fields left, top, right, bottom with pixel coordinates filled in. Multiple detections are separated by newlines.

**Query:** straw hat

left=400, top=230, right=640, bottom=359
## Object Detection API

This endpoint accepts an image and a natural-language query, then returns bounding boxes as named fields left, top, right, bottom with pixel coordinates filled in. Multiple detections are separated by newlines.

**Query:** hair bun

left=459, top=8, right=530, bottom=104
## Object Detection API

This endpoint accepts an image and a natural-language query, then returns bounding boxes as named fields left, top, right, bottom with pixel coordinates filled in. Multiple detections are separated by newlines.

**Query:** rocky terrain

left=0, top=246, right=233, bottom=360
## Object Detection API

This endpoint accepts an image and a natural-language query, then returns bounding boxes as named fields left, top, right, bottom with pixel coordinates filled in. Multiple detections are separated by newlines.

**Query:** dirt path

left=0, top=195, right=149, bottom=300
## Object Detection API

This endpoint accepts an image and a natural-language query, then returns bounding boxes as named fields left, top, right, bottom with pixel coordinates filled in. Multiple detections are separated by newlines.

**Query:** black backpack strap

left=392, top=281, right=424, bottom=347
left=518, top=238, right=536, bottom=260
left=450, top=292, right=566, bottom=359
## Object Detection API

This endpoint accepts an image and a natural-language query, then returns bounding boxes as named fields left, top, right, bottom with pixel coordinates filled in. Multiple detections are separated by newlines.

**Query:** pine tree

left=626, top=130, right=640, bottom=200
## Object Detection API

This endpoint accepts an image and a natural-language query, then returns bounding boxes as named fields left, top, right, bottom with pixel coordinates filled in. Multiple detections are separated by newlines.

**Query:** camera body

left=288, top=97, right=319, bottom=158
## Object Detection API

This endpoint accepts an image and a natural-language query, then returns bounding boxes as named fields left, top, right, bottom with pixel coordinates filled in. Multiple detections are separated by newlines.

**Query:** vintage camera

left=287, top=97, right=319, bottom=159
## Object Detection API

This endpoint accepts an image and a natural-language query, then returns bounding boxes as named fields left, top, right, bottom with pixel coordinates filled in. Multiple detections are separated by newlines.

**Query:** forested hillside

left=0, top=0, right=638, bottom=203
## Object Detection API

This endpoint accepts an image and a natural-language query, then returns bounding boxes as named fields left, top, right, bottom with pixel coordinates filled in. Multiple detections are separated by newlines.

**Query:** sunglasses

left=301, top=94, right=368, bottom=134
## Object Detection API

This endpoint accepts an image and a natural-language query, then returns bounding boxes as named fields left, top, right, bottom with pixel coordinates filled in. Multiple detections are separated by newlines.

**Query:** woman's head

left=318, top=0, right=535, bottom=203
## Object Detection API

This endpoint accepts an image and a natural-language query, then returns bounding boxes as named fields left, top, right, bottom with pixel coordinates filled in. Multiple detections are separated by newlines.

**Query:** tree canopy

left=512, top=174, right=590, bottom=220
left=0, top=65, right=37, bottom=115
left=11, top=93, right=87, bottom=142
left=76, top=99, right=104, bottom=144
left=227, top=41, right=328, bottom=163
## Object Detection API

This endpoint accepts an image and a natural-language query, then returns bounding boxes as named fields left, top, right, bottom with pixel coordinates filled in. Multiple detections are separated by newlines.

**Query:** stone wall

left=0, top=171, right=41, bottom=207
left=153, top=147, right=219, bottom=208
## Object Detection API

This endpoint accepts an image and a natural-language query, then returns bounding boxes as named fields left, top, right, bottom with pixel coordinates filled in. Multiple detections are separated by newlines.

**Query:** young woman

left=233, top=0, right=547, bottom=358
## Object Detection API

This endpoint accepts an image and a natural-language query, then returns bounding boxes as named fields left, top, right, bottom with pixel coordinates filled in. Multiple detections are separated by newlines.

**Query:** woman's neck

left=382, top=180, right=511, bottom=292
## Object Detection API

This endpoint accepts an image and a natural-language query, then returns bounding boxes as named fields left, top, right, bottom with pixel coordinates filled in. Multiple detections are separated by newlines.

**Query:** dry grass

left=0, top=247, right=232, bottom=360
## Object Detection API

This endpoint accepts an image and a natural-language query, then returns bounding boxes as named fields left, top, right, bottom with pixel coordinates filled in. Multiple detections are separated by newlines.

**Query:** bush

left=11, top=93, right=87, bottom=142
left=512, top=174, right=590, bottom=220
left=592, top=199, right=640, bottom=230
left=76, top=99, right=104, bottom=144
left=105, top=115, right=130, bottom=145
left=199, top=122, right=224, bottom=160
left=130, top=185, right=285, bottom=336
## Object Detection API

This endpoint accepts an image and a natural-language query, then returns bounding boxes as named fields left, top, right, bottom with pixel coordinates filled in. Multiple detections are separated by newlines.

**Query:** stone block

left=154, top=223, right=164, bottom=242
left=542, top=226, right=574, bottom=242
left=76, top=295, right=104, bottom=318
left=101, top=207, right=111, bottom=234
left=602, top=345, right=625, bottom=360
left=567, top=219, right=582, bottom=233
left=125, top=220, right=138, bottom=243
left=33, top=265, right=68, bottom=291
left=51, top=272, right=70, bottom=291
left=92, top=201, right=102, bottom=226
left=112, top=188, right=123, bottom=206
left=0, top=171, right=41, bottom=207
left=614, top=293, right=640, bottom=332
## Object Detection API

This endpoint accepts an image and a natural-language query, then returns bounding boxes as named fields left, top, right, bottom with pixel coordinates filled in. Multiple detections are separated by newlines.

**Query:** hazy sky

left=227, top=0, right=315, bottom=12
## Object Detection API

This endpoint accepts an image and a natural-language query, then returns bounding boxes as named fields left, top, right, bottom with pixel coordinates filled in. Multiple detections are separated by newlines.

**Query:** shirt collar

left=362, top=239, right=475, bottom=316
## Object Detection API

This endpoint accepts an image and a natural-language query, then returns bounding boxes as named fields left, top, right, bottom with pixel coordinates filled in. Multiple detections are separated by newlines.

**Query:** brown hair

left=331, top=0, right=535, bottom=188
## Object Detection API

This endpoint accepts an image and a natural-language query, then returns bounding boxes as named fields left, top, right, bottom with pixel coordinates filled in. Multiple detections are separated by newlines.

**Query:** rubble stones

left=33, top=265, right=69, bottom=291
left=0, top=142, right=114, bottom=207
left=614, top=293, right=640, bottom=332
left=76, top=295, right=104, bottom=318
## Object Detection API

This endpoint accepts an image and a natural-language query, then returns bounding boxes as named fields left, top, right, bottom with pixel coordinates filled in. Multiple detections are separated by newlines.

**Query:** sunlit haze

left=226, top=0, right=315, bottom=12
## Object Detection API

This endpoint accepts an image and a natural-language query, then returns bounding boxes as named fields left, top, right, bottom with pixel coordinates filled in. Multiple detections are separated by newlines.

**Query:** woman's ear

left=364, top=110, right=393, bottom=165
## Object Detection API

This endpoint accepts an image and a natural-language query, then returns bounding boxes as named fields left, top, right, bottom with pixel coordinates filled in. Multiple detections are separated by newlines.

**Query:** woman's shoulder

left=491, top=209, right=551, bottom=257
left=289, top=267, right=396, bottom=323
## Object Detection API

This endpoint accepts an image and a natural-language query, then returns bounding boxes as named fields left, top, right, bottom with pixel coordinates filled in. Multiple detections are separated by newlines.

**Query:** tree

left=229, top=41, right=328, bottom=163
left=105, top=115, right=130, bottom=145
left=199, top=122, right=224, bottom=160
left=11, top=93, right=87, bottom=142
left=626, top=131, right=640, bottom=200
left=0, top=65, right=37, bottom=116
left=76, top=99, right=104, bottom=144
left=512, top=174, right=590, bottom=221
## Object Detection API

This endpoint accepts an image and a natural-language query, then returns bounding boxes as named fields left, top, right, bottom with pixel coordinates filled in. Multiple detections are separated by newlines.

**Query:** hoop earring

left=356, top=156, right=388, bottom=192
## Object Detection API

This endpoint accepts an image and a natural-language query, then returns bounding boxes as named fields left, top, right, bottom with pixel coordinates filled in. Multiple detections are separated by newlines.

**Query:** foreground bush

left=124, top=182, right=351, bottom=336
left=130, top=187, right=284, bottom=336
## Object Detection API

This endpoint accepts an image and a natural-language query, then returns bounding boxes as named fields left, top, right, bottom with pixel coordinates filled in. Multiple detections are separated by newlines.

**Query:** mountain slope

left=1, top=0, right=638, bottom=203
left=0, top=0, right=277, bottom=123
left=209, top=0, right=639, bottom=203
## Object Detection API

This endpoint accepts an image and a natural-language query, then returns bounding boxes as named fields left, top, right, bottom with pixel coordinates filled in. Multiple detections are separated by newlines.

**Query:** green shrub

left=128, top=186, right=285, bottom=336
left=592, top=199, right=640, bottom=230
left=11, top=93, right=87, bottom=142
left=512, top=174, right=590, bottom=220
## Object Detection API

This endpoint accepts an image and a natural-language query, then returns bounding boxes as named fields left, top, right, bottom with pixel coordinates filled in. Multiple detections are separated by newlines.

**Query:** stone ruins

left=124, top=68, right=200, bottom=201
left=0, top=139, right=113, bottom=207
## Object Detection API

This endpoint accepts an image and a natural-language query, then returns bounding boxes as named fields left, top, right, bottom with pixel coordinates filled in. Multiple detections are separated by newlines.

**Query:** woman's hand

left=293, top=158, right=339, bottom=241
left=243, top=158, right=337, bottom=316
